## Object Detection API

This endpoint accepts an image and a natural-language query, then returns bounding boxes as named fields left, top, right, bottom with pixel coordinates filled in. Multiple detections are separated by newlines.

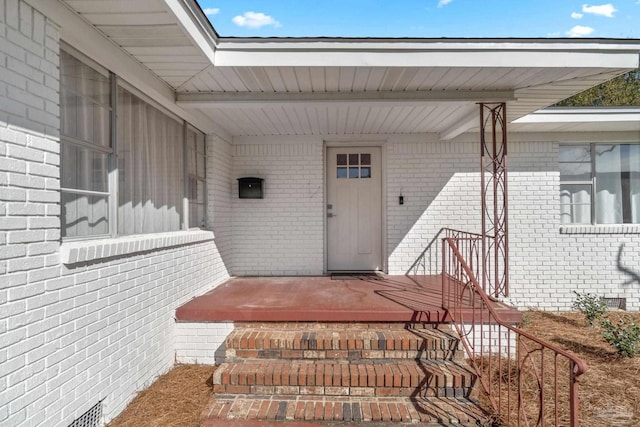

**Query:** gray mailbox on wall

left=237, top=177, right=264, bottom=199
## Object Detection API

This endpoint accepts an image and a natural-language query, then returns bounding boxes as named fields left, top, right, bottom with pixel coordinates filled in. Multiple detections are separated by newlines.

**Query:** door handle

left=327, top=213, right=337, bottom=218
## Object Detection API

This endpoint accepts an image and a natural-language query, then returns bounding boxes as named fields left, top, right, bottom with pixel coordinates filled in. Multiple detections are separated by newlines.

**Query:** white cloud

left=438, top=0, right=453, bottom=7
left=566, top=25, right=595, bottom=37
left=571, top=12, right=584, bottom=19
left=581, top=3, right=617, bottom=17
left=202, top=8, right=220, bottom=16
left=232, top=11, right=281, bottom=28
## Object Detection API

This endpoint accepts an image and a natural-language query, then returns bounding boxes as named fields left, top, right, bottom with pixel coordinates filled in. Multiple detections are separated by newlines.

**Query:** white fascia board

left=25, top=0, right=228, bottom=138
left=161, top=0, right=217, bottom=63
left=176, top=90, right=516, bottom=108
left=217, top=38, right=640, bottom=51
left=214, top=39, right=640, bottom=68
left=515, top=108, right=640, bottom=124
left=214, top=50, right=639, bottom=68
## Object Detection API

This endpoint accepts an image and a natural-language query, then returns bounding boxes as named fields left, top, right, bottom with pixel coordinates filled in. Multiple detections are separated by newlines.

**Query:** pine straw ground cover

left=105, top=312, right=639, bottom=427
left=106, top=364, right=214, bottom=427
left=515, top=311, right=640, bottom=427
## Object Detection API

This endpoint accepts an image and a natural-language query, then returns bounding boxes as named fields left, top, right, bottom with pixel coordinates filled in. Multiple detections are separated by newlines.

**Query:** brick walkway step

left=213, top=359, right=475, bottom=398
left=201, top=395, right=490, bottom=426
left=225, top=324, right=461, bottom=361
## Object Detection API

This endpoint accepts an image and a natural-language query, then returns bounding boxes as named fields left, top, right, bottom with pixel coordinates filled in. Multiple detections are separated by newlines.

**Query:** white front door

left=327, top=147, right=382, bottom=271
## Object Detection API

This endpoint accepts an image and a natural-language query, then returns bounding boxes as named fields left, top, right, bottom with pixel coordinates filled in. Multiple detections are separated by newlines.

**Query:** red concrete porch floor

left=176, top=275, right=522, bottom=324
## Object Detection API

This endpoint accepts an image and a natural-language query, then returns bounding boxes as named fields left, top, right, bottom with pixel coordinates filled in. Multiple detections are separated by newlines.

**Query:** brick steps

left=201, top=395, right=489, bottom=426
left=202, top=323, right=489, bottom=426
left=213, top=359, right=474, bottom=398
left=225, top=324, right=461, bottom=361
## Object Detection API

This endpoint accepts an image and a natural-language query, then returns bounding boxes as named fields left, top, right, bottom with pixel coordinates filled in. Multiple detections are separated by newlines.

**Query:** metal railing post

left=479, top=103, right=509, bottom=297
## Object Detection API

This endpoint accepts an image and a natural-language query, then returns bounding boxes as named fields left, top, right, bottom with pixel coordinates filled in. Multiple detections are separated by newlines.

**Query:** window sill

left=60, top=229, right=215, bottom=265
left=560, top=225, right=640, bottom=234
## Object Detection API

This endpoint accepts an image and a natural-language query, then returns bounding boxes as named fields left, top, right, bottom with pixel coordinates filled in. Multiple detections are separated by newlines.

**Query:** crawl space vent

left=601, top=297, right=627, bottom=310
left=68, top=400, right=103, bottom=427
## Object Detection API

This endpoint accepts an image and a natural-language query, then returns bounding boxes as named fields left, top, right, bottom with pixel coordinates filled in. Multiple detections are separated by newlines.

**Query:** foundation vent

left=601, top=297, right=627, bottom=311
left=68, top=400, right=103, bottom=427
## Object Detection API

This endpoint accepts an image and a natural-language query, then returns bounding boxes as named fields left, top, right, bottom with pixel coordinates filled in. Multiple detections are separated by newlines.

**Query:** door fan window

left=337, top=153, right=371, bottom=179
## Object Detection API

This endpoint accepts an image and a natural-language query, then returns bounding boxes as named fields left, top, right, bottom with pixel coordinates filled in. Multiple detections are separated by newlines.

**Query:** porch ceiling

left=176, top=66, right=627, bottom=138
left=57, top=0, right=640, bottom=139
left=59, top=0, right=216, bottom=88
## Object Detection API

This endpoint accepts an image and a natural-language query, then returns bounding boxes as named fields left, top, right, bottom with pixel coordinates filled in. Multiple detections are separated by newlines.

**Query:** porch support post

left=479, top=103, right=509, bottom=298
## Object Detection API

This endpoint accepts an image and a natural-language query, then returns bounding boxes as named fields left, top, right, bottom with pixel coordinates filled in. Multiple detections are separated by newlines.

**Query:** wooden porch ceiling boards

left=175, top=275, right=522, bottom=324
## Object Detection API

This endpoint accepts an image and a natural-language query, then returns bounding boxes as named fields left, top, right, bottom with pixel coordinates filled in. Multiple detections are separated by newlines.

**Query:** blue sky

left=197, top=1, right=640, bottom=38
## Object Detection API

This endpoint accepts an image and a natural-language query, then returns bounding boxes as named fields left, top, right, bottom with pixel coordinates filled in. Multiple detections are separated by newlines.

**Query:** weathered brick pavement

left=202, top=395, right=490, bottom=426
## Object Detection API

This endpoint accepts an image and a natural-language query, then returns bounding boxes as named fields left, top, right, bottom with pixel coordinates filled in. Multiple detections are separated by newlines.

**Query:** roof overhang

left=179, top=38, right=639, bottom=138
left=213, top=38, right=640, bottom=68
left=32, top=0, right=640, bottom=140
left=512, top=107, right=640, bottom=133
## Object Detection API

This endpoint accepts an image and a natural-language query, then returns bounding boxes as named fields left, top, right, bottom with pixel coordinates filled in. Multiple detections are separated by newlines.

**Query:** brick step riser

left=225, top=338, right=460, bottom=350
left=213, top=362, right=475, bottom=396
left=212, top=384, right=472, bottom=398
left=226, top=348, right=460, bottom=361
left=226, top=335, right=461, bottom=358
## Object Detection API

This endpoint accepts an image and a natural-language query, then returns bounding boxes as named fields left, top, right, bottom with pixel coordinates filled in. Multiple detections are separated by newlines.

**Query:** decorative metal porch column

left=479, top=103, right=509, bottom=298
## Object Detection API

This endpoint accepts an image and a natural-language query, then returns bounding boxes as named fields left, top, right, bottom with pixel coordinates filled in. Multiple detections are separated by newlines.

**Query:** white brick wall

left=456, top=323, right=516, bottom=358
left=49, top=240, right=228, bottom=425
left=226, top=135, right=639, bottom=312
left=232, top=141, right=324, bottom=275
left=386, top=139, right=481, bottom=276
left=174, top=322, right=234, bottom=364
left=387, top=136, right=640, bottom=311
left=0, top=2, right=233, bottom=426
left=507, top=138, right=640, bottom=311
left=1, top=3, right=63, bottom=425
left=208, top=134, right=233, bottom=269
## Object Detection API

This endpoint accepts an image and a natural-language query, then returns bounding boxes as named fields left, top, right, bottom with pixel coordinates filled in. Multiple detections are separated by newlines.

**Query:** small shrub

left=572, top=291, right=607, bottom=326
left=601, top=316, right=640, bottom=358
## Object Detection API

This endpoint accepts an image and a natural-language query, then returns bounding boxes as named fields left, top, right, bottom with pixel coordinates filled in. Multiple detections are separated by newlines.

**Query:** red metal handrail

left=442, top=233, right=587, bottom=427
left=442, top=229, right=484, bottom=295
left=442, top=228, right=507, bottom=298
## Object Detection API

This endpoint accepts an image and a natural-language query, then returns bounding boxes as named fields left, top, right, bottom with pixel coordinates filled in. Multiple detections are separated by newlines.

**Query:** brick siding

left=231, top=141, right=324, bottom=275
left=174, top=322, right=234, bottom=365
left=0, top=2, right=232, bottom=426
left=227, top=135, right=640, bottom=311
left=387, top=136, right=640, bottom=311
